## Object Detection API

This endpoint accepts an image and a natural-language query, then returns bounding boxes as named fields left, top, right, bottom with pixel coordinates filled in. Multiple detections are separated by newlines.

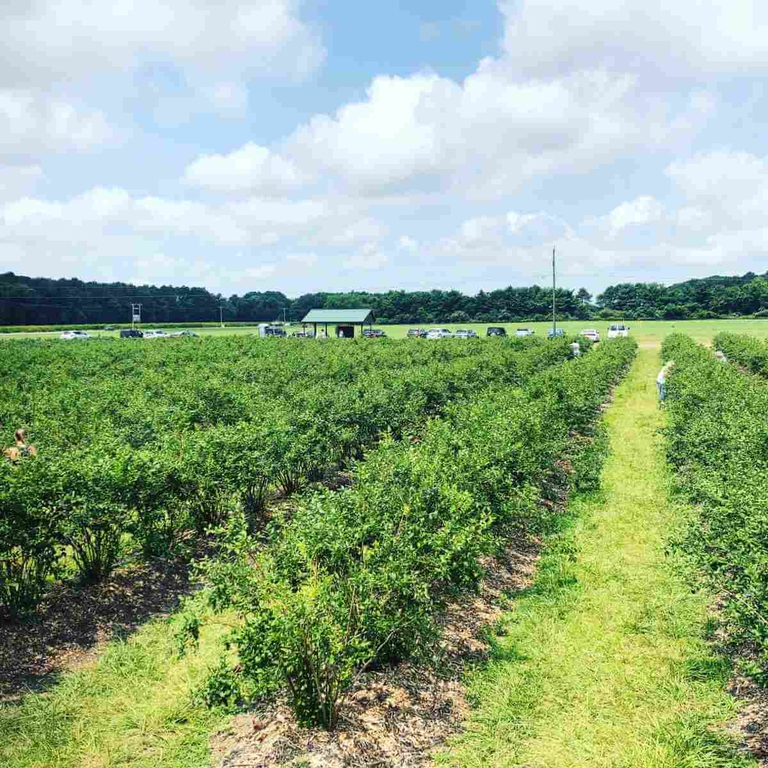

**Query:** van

left=608, top=323, right=630, bottom=338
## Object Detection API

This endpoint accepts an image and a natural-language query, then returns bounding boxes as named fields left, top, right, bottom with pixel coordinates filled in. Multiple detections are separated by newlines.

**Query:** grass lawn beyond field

left=440, top=348, right=754, bottom=768
left=4, top=318, right=768, bottom=346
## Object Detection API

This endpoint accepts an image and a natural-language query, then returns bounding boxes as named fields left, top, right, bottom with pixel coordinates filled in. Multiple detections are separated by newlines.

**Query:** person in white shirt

left=657, top=361, right=675, bottom=401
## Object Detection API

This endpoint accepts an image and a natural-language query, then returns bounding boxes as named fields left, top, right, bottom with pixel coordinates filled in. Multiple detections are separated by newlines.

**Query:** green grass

left=0, top=601, right=233, bottom=768
left=378, top=319, right=768, bottom=345
left=4, top=318, right=768, bottom=345
left=440, top=348, right=754, bottom=768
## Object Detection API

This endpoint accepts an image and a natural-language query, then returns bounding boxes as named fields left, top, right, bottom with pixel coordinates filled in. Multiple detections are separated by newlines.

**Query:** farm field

left=1, top=331, right=767, bottom=766
left=4, top=318, right=768, bottom=345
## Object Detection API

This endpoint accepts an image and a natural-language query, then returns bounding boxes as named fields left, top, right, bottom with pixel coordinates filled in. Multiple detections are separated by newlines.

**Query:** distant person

left=570, top=341, right=581, bottom=358
left=715, top=350, right=728, bottom=363
left=4, top=428, right=37, bottom=463
left=656, top=361, right=675, bottom=402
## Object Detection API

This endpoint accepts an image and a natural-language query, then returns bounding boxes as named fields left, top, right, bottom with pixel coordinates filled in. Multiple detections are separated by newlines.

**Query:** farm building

left=301, top=308, right=375, bottom=338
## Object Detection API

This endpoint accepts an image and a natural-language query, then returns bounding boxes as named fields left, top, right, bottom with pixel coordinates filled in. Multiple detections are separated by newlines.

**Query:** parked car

left=103, top=325, right=116, bottom=331
left=119, top=329, right=143, bottom=338
left=292, top=330, right=314, bottom=338
left=170, top=330, right=199, bottom=338
left=547, top=328, right=566, bottom=338
left=142, top=329, right=168, bottom=339
left=407, top=328, right=427, bottom=338
left=362, top=328, right=387, bottom=338
left=515, top=328, right=534, bottom=337
left=580, top=328, right=600, bottom=342
left=607, top=323, right=630, bottom=338
left=426, top=328, right=452, bottom=339
left=60, top=330, right=91, bottom=340
left=454, top=329, right=478, bottom=339
left=486, top=327, right=507, bottom=337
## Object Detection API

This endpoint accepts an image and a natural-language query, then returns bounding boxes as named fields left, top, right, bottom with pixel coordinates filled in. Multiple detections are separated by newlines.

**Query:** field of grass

left=4, top=318, right=768, bottom=345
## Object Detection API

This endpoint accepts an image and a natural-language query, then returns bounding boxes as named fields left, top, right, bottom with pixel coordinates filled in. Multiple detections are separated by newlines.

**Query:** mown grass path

left=442, top=348, right=754, bottom=768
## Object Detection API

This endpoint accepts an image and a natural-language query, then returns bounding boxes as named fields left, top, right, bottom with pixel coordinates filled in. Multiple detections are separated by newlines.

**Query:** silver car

left=60, top=330, right=91, bottom=340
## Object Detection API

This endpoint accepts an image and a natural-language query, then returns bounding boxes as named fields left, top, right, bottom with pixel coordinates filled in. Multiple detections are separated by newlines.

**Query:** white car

left=426, top=328, right=452, bottom=339
left=454, top=329, right=478, bottom=339
left=580, top=329, right=600, bottom=342
left=60, top=330, right=91, bottom=340
left=515, top=328, right=535, bottom=337
left=607, top=323, right=630, bottom=339
left=142, top=329, right=168, bottom=339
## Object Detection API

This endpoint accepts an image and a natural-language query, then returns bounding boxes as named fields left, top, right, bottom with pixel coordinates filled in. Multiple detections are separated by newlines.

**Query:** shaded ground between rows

left=0, top=555, right=195, bottom=702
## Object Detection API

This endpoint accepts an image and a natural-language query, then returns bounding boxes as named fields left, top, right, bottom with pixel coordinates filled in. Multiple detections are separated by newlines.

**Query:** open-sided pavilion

left=301, top=309, right=375, bottom=338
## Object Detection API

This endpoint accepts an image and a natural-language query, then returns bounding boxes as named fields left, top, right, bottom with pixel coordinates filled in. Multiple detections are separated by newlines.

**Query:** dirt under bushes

left=210, top=533, right=541, bottom=768
left=0, top=554, right=195, bottom=701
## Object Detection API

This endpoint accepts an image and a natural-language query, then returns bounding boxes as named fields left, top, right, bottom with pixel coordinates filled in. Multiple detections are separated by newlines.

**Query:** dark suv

left=120, top=329, right=143, bottom=338
left=486, top=327, right=507, bottom=337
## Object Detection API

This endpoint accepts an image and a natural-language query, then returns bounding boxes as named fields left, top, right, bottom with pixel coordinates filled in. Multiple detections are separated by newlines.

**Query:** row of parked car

left=407, top=328, right=480, bottom=339
left=60, top=329, right=199, bottom=340
left=406, top=323, right=631, bottom=341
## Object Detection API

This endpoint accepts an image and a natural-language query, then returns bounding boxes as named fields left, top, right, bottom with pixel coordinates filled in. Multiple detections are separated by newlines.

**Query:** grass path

left=442, top=348, right=753, bottom=768
left=0, top=603, right=232, bottom=768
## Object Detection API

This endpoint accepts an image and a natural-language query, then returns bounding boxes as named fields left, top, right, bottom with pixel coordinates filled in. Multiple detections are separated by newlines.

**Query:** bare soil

left=729, top=674, right=768, bottom=765
left=0, top=554, right=195, bottom=702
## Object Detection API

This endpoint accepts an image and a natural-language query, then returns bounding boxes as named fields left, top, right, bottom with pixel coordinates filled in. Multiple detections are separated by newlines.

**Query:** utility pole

left=552, top=247, right=557, bottom=332
left=219, top=306, right=224, bottom=328
left=283, top=307, right=287, bottom=324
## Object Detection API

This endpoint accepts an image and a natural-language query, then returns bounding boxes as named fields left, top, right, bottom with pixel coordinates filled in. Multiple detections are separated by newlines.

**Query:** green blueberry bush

left=663, top=332, right=768, bottom=682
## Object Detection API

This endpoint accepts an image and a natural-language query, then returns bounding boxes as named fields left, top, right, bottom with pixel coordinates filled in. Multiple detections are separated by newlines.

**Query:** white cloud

left=244, top=264, right=278, bottom=281
left=184, top=143, right=308, bottom=195
left=343, top=242, right=389, bottom=270
left=279, top=65, right=707, bottom=200
left=0, top=90, right=112, bottom=156
left=286, top=252, right=319, bottom=267
left=588, top=196, right=666, bottom=238
left=397, top=235, right=418, bottom=252
left=0, top=0, right=325, bottom=88
left=1, top=188, right=346, bottom=248
left=666, top=151, right=768, bottom=211
left=500, top=0, right=768, bottom=78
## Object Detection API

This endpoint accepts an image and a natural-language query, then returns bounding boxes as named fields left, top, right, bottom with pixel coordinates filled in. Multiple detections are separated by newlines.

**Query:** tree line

left=2, top=270, right=768, bottom=326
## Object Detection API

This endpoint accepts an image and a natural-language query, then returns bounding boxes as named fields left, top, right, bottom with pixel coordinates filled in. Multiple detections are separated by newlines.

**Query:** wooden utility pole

left=552, top=247, right=557, bottom=332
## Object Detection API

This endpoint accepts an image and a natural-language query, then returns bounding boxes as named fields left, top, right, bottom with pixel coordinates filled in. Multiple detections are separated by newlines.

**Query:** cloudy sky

left=1, top=0, right=766, bottom=297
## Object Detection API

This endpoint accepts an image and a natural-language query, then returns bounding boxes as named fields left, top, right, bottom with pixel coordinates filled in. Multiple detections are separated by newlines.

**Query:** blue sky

left=1, top=0, right=767, bottom=297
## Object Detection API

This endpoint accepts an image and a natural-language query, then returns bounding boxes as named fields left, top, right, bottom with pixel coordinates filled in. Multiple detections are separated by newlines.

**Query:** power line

left=0, top=293, right=211, bottom=301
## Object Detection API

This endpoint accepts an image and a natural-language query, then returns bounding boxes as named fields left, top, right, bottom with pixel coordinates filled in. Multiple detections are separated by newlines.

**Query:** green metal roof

left=301, top=309, right=374, bottom=323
